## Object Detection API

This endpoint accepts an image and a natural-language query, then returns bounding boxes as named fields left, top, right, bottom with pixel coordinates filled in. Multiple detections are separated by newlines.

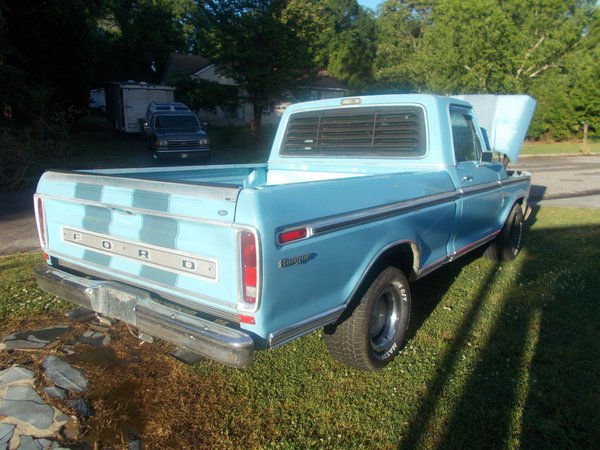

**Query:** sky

left=357, top=0, right=383, bottom=11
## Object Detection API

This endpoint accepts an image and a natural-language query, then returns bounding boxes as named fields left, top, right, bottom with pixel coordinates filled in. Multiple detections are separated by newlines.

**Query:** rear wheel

left=485, top=203, right=524, bottom=262
left=324, top=266, right=411, bottom=371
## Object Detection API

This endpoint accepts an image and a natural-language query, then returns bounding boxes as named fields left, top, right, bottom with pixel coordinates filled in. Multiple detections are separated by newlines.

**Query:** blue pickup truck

left=33, top=94, right=535, bottom=371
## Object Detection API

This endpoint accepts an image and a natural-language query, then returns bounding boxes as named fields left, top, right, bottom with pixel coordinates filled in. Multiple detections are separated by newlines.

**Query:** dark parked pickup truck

left=142, top=102, right=210, bottom=161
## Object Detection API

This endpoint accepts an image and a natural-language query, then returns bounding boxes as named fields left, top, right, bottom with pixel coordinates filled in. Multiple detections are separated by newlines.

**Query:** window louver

left=282, top=106, right=426, bottom=157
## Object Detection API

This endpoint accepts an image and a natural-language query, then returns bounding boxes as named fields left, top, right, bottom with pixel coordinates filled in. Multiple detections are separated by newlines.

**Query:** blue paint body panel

left=35, top=94, right=534, bottom=351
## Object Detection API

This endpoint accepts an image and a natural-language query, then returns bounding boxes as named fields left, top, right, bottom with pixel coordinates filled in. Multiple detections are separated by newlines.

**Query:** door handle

left=462, top=176, right=474, bottom=182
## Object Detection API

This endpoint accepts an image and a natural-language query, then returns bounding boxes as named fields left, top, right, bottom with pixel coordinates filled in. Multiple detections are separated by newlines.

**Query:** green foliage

left=95, top=0, right=193, bottom=84
left=0, top=253, right=68, bottom=321
left=2, top=0, right=102, bottom=118
left=169, top=75, right=239, bottom=114
left=375, top=0, right=599, bottom=140
left=528, top=70, right=577, bottom=140
left=1, top=0, right=598, bottom=141
left=313, top=0, right=377, bottom=92
left=0, top=117, right=75, bottom=191
left=198, top=0, right=317, bottom=133
left=374, top=0, right=433, bottom=91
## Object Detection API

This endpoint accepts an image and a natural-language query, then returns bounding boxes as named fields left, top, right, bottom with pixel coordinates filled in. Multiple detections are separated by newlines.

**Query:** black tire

left=324, top=266, right=411, bottom=371
left=485, top=203, right=524, bottom=262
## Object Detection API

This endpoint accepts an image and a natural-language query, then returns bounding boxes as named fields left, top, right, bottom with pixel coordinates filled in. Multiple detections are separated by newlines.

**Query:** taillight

left=240, top=231, right=259, bottom=311
left=35, top=196, right=48, bottom=251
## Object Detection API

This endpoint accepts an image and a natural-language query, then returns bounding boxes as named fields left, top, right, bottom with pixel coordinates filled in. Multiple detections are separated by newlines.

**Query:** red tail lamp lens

left=241, top=232, right=257, bottom=304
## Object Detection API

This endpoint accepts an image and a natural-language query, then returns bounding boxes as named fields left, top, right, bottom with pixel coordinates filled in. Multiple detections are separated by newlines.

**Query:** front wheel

left=485, top=203, right=524, bottom=262
left=324, top=266, right=411, bottom=371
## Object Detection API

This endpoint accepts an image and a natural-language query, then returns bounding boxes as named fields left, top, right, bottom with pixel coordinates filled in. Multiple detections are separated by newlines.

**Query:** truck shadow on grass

left=399, top=205, right=600, bottom=449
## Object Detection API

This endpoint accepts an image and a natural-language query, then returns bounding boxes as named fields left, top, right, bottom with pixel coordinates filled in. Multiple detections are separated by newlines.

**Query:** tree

left=198, top=0, right=316, bottom=135
left=374, top=0, right=433, bottom=92
left=374, top=0, right=599, bottom=139
left=419, top=0, right=595, bottom=94
left=314, top=0, right=377, bottom=92
left=93, top=0, right=193, bottom=84
left=169, top=75, right=239, bottom=114
left=1, top=0, right=105, bottom=119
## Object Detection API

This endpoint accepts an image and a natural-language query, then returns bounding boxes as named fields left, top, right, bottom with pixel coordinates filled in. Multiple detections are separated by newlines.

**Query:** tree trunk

left=251, top=103, right=263, bottom=138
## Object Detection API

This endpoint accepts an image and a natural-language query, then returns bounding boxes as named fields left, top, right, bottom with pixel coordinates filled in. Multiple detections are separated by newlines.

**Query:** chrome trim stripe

left=416, top=231, right=500, bottom=279
left=42, top=170, right=241, bottom=202
left=500, top=175, right=531, bottom=187
left=451, top=231, right=500, bottom=259
left=414, top=255, right=448, bottom=279
left=269, top=305, right=346, bottom=347
left=61, top=226, right=219, bottom=283
left=278, top=175, right=527, bottom=246
left=38, top=193, right=234, bottom=228
left=277, top=191, right=458, bottom=243
left=54, top=254, right=237, bottom=316
left=458, top=180, right=502, bottom=197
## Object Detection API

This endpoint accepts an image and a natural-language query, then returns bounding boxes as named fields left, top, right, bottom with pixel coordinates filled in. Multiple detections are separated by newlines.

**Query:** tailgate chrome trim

left=61, top=226, right=218, bottom=282
left=34, top=264, right=254, bottom=368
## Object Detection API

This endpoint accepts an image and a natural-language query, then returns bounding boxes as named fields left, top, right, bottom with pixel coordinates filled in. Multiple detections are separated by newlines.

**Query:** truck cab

left=142, top=102, right=210, bottom=162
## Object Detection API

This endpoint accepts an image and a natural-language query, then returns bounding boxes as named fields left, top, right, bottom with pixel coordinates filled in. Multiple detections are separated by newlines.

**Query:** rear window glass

left=281, top=106, right=426, bottom=157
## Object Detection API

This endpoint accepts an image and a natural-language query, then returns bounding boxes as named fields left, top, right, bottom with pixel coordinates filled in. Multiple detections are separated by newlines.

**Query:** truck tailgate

left=35, top=171, right=244, bottom=321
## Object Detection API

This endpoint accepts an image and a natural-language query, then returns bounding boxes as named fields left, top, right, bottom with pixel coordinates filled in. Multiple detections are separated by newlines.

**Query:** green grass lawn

left=522, top=140, right=599, bottom=155
left=2, top=206, right=599, bottom=448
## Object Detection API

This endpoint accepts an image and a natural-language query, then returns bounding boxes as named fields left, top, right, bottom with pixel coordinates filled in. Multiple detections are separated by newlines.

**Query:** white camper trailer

left=105, top=82, right=175, bottom=133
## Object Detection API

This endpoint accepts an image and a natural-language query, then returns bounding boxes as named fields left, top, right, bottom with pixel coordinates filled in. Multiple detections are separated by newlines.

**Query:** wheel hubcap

left=369, top=285, right=401, bottom=353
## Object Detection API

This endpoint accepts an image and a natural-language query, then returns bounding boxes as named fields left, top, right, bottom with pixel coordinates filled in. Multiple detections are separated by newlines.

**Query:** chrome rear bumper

left=34, top=264, right=254, bottom=368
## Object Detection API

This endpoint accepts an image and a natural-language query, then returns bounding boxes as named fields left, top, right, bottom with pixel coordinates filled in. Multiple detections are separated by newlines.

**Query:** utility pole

left=582, top=122, right=590, bottom=155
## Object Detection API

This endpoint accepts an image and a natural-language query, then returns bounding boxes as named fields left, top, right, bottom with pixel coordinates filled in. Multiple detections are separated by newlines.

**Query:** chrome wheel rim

left=369, top=285, right=401, bottom=353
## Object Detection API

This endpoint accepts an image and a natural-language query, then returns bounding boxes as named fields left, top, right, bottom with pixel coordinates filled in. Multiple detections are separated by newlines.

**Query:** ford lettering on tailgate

left=62, top=227, right=217, bottom=281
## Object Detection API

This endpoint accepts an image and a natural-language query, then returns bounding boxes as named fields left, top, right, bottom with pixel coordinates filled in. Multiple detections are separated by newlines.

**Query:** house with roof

left=162, top=53, right=347, bottom=126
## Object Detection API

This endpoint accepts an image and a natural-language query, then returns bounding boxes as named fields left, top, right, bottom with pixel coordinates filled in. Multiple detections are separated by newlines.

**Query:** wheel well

left=376, top=242, right=418, bottom=280
left=328, top=241, right=418, bottom=330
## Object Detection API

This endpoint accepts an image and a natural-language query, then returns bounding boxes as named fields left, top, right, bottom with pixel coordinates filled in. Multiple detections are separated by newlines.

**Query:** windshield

left=155, top=115, right=200, bottom=130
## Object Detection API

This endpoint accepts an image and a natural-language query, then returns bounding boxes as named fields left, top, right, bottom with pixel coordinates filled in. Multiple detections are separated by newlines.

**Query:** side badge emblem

left=278, top=253, right=316, bottom=268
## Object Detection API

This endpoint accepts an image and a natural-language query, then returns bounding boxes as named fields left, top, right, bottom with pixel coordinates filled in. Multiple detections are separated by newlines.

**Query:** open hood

left=453, top=95, right=536, bottom=163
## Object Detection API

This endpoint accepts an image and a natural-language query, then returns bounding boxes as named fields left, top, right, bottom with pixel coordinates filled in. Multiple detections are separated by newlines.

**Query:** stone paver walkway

left=0, top=321, right=112, bottom=450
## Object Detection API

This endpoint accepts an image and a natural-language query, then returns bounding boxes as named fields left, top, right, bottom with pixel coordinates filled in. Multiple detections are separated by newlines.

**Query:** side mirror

left=481, top=151, right=494, bottom=163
